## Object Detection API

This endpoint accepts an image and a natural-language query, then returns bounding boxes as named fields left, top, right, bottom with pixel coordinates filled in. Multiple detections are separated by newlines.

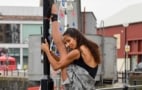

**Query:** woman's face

left=63, top=35, right=77, bottom=49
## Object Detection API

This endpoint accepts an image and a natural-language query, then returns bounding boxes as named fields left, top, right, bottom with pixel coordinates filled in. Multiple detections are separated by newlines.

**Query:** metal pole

left=124, top=27, right=127, bottom=84
left=41, top=0, right=54, bottom=90
left=124, top=27, right=126, bottom=84
left=6, top=48, right=9, bottom=76
left=100, top=20, right=105, bottom=86
left=124, top=26, right=128, bottom=90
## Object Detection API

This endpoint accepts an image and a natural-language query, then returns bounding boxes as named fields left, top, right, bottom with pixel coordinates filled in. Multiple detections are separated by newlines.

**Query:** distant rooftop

left=0, top=6, right=42, bottom=16
left=103, top=3, right=142, bottom=27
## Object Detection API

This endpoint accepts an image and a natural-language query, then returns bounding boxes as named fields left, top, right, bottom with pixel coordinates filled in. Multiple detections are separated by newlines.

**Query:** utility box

left=28, top=35, right=43, bottom=81
left=103, top=36, right=117, bottom=82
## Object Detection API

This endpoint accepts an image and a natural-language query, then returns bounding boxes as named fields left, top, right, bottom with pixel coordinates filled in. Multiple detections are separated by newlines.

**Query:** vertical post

left=6, top=48, right=9, bottom=76
left=82, top=7, right=86, bottom=33
left=41, top=0, right=54, bottom=90
left=123, top=23, right=129, bottom=90
left=124, top=26, right=127, bottom=84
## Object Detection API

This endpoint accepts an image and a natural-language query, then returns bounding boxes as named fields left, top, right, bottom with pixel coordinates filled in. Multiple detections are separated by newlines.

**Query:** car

left=135, top=62, right=142, bottom=71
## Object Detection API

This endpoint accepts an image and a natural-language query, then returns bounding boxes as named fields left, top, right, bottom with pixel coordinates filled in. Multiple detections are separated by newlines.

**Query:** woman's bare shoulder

left=80, top=45, right=92, bottom=57
left=67, top=49, right=80, bottom=60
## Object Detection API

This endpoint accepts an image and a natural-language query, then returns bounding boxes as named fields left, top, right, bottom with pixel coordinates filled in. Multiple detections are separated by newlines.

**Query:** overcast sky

left=0, top=0, right=142, bottom=23
left=81, top=0, right=142, bottom=22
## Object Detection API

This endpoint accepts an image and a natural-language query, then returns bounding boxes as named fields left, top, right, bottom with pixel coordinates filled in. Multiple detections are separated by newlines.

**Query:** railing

left=96, top=71, right=142, bottom=90
left=96, top=84, right=142, bottom=90
left=0, top=69, right=27, bottom=77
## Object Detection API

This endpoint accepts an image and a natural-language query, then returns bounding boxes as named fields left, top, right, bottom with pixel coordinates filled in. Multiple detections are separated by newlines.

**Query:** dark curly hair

left=63, top=28, right=101, bottom=64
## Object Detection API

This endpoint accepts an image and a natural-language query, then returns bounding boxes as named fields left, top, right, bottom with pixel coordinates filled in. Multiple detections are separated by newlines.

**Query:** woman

left=41, top=4, right=101, bottom=90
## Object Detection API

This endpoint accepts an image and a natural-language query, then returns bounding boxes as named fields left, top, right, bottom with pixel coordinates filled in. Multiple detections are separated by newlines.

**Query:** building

left=0, top=6, right=43, bottom=69
left=97, top=3, right=142, bottom=71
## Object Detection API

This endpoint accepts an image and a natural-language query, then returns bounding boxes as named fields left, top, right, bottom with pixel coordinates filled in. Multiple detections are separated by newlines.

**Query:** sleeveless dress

left=63, top=55, right=98, bottom=90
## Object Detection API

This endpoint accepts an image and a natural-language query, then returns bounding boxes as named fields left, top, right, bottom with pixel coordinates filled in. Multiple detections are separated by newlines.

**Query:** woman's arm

left=41, top=39, right=80, bottom=71
left=50, top=51, right=60, bottom=61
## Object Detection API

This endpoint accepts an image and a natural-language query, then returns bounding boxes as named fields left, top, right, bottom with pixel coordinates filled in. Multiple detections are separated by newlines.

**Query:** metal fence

left=0, top=69, right=27, bottom=77
left=96, top=85, right=142, bottom=90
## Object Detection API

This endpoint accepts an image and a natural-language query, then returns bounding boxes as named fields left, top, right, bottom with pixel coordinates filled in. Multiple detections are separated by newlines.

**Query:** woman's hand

left=41, top=39, right=50, bottom=53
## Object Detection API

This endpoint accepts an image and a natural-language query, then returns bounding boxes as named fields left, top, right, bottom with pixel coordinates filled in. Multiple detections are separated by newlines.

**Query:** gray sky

left=81, top=0, right=142, bottom=22
left=0, top=0, right=142, bottom=23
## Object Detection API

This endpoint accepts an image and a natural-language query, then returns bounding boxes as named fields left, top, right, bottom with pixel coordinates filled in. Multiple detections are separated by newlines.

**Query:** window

left=22, top=24, right=42, bottom=44
left=0, top=24, right=20, bottom=43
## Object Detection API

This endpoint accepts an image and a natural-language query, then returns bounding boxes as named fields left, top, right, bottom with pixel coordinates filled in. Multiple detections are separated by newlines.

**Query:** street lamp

left=123, top=23, right=129, bottom=90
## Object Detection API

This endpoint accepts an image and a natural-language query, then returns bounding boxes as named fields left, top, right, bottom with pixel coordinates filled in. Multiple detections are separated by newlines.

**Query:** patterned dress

left=62, top=64, right=96, bottom=90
